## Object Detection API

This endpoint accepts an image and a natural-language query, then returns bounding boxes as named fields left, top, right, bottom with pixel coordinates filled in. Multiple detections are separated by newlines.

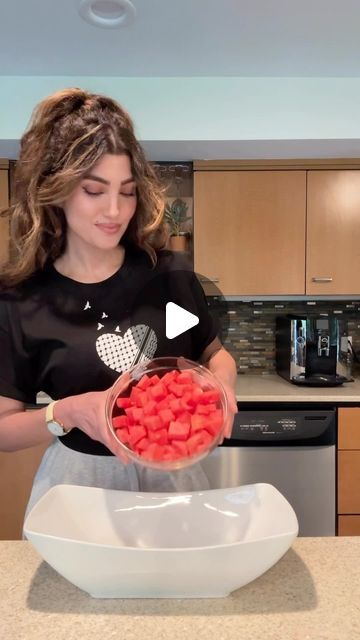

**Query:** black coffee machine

left=276, top=315, right=353, bottom=386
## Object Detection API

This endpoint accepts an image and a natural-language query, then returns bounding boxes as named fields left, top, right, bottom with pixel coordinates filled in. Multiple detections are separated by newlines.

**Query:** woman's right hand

left=55, top=390, right=130, bottom=463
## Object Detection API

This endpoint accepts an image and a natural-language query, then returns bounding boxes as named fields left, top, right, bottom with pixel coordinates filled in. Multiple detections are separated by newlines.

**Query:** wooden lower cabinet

left=0, top=442, right=48, bottom=540
left=337, top=408, right=360, bottom=536
left=338, top=451, right=360, bottom=513
left=338, top=516, right=360, bottom=536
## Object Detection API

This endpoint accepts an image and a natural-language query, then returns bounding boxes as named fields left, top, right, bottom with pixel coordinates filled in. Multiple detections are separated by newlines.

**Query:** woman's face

left=61, top=153, right=137, bottom=252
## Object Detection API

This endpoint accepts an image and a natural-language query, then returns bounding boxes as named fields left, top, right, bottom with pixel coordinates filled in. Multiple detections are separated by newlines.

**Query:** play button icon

left=166, top=302, right=199, bottom=339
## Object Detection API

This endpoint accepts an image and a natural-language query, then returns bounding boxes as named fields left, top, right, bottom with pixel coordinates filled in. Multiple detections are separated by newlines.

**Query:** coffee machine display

left=276, top=315, right=353, bottom=386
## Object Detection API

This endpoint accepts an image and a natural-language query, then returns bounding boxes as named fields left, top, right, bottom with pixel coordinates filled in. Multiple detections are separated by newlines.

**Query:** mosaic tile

left=208, top=298, right=360, bottom=374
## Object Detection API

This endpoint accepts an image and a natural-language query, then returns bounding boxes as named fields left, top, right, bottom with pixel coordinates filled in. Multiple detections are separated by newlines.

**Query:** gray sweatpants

left=24, top=438, right=210, bottom=523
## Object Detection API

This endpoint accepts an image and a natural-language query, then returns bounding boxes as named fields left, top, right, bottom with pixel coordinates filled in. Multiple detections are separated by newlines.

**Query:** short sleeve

left=0, top=299, right=36, bottom=404
left=189, top=273, right=220, bottom=361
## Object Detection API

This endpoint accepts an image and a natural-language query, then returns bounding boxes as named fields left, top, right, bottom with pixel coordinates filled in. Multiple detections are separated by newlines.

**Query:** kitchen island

left=1, top=538, right=359, bottom=640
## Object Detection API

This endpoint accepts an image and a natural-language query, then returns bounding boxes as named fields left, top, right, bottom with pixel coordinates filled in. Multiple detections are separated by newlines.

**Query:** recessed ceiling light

left=78, top=0, right=136, bottom=29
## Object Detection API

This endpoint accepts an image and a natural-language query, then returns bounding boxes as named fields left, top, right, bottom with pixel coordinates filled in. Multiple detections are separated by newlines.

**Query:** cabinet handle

left=198, top=277, right=220, bottom=283
left=312, top=277, right=333, bottom=283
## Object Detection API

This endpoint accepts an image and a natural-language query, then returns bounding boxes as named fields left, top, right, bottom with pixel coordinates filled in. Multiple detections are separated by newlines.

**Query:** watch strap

left=46, top=400, right=70, bottom=435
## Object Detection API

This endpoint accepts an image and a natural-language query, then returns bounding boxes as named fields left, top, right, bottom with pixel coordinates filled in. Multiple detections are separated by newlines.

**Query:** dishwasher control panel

left=225, top=409, right=336, bottom=446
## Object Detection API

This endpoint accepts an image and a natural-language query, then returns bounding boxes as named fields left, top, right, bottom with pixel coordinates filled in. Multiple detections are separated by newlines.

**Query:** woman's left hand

left=218, top=381, right=237, bottom=441
left=199, top=345, right=238, bottom=442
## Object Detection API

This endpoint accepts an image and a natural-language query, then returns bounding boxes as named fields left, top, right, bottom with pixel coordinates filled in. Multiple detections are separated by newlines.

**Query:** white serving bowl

left=23, top=483, right=298, bottom=599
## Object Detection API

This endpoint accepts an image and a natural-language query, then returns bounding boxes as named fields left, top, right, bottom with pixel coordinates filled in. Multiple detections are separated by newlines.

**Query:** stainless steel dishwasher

left=200, top=405, right=336, bottom=536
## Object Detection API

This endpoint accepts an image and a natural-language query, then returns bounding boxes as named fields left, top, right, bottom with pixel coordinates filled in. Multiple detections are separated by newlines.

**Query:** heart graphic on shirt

left=96, top=324, right=158, bottom=373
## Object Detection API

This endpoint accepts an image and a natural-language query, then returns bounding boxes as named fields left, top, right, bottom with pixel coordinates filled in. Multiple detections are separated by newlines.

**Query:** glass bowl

left=105, top=356, right=228, bottom=470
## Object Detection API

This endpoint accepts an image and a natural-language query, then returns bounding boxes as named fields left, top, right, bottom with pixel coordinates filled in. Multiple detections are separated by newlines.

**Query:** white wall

left=2, top=76, right=360, bottom=159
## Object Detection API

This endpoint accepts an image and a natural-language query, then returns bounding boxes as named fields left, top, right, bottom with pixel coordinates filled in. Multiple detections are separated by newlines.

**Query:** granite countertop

left=235, top=374, right=360, bottom=403
left=0, top=539, right=359, bottom=640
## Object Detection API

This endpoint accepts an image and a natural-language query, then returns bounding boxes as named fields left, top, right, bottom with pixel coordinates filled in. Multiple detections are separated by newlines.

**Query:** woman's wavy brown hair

left=0, top=87, right=169, bottom=287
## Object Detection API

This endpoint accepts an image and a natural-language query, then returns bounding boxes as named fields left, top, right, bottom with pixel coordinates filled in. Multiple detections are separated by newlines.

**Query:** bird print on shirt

left=82, top=298, right=157, bottom=373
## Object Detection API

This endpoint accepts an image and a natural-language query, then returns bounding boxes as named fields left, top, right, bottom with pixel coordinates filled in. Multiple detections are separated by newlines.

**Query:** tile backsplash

left=208, top=299, right=360, bottom=375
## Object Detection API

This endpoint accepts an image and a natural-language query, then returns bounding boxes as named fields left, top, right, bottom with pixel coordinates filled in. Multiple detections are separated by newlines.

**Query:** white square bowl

left=23, top=482, right=298, bottom=598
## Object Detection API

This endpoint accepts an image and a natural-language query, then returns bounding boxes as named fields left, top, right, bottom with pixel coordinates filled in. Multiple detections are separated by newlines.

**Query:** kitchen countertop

left=0, top=538, right=359, bottom=640
left=235, top=374, right=360, bottom=403
left=34, top=375, right=360, bottom=409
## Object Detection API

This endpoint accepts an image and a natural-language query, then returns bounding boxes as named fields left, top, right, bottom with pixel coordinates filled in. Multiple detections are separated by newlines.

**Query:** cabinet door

left=337, top=408, right=360, bottom=532
left=338, top=516, right=360, bottom=536
left=307, top=171, right=360, bottom=294
left=338, top=451, right=360, bottom=514
left=194, top=171, right=306, bottom=295
left=338, top=408, right=360, bottom=449
left=0, top=169, right=9, bottom=265
left=0, top=442, right=48, bottom=540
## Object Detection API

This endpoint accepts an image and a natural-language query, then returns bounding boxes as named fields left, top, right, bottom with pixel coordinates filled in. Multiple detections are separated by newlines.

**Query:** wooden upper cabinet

left=194, top=170, right=306, bottom=295
left=0, top=168, right=9, bottom=266
left=307, top=171, right=360, bottom=295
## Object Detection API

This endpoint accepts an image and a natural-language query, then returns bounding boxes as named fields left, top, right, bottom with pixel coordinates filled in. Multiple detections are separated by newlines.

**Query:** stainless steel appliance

left=201, top=406, right=336, bottom=536
left=276, top=315, right=352, bottom=386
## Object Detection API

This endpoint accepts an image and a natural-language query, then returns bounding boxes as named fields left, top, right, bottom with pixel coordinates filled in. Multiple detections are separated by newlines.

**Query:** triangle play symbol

left=166, top=302, right=199, bottom=340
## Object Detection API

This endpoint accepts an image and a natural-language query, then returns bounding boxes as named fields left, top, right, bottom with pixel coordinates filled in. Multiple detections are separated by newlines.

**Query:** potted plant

left=164, top=198, right=192, bottom=252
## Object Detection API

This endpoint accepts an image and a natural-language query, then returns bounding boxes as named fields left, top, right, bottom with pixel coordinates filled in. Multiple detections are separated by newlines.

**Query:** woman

left=0, top=88, right=237, bottom=517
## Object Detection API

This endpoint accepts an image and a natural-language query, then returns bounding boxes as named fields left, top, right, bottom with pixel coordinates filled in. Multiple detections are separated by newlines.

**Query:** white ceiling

left=1, top=0, right=360, bottom=77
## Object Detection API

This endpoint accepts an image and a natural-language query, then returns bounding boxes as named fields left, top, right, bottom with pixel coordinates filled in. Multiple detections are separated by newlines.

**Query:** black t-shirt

left=0, top=247, right=219, bottom=454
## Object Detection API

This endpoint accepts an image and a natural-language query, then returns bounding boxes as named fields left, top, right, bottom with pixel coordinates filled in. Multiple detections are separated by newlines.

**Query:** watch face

left=47, top=421, right=67, bottom=437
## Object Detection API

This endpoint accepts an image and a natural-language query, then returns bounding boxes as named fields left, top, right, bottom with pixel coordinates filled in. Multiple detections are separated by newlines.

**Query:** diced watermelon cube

left=177, top=371, right=194, bottom=384
left=128, top=425, right=147, bottom=447
left=180, top=392, right=193, bottom=411
left=191, top=386, right=204, bottom=404
left=149, top=382, right=167, bottom=401
left=198, top=389, right=221, bottom=404
left=112, top=414, right=129, bottom=429
left=186, top=432, right=205, bottom=454
left=158, top=408, right=176, bottom=426
left=143, top=415, right=163, bottom=431
left=157, top=398, right=171, bottom=411
left=161, top=370, right=179, bottom=385
left=161, top=444, right=178, bottom=461
left=136, top=374, right=152, bottom=390
left=124, top=407, right=136, bottom=424
left=177, top=411, right=192, bottom=424
left=168, top=420, right=190, bottom=441
left=148, top=428, right=169, bottom=445
left=136, top=390, right=150, bottom=408
left=196, top=403, right=217, bottom=415
left=205, top=413, right=223, bottom=436
left=171, top=440, right=189, bottom=457
left=190, top=414, right=206, bottom=433
left=167, top=382, right=184, bottom=398
left=187, top=430, right=213, bottom=454
left=135, top=437, right=150, bottom=451
left=130, top=386, right=143, bottom=405
left=169, top=398, right=182, bottom=415
left=143, top=400, right=158, bottom=416
left=116, top=396, right=132, bottom=409
left=132, top=407, right=144, bottom=423
left=142, top=442, right=164, bottom=461
left=115, top=427, right=130, bottom=444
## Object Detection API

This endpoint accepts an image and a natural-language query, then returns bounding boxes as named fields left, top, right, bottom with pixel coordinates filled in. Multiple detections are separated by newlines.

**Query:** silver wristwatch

left=46, top=400, right=72, bottom=437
